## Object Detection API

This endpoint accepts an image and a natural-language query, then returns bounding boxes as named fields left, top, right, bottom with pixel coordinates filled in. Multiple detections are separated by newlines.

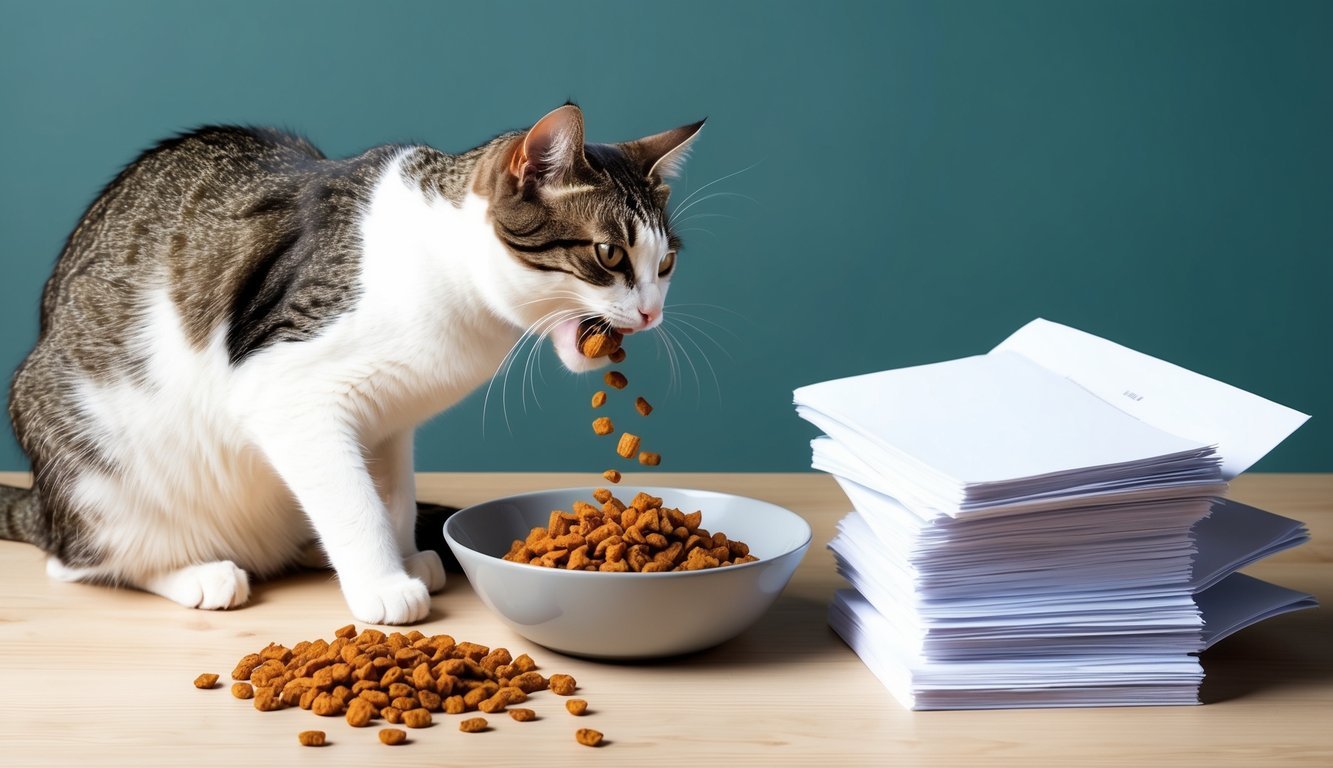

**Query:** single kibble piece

left=297, top=730, right=326, bottom=747
left=616, top=433, right=640, bottom=458
left=379, top=728, right=407, bottom=745
left=334, top=623, right=357, bottom=639
left=575, top=728, right=604, bottom=747
left=193, top=673, right=219, bottom=689
left=566, top=699, right=588, bottom=716
left=634, top=396, right=653, bottom=416
left=459, top=717, right=488, bottom=733
left=591, top=391, right=607, bottom=408
left=231, top=653, right=261, bottom=681
left=509, top=708, right=537, bottom=722
left=609, top=347, right=626, bottom=363
left=345, top=697, right=374, bottom=727
left=592, top=417, right=614, bottom=436
left=602, top=469, right=621, bottom=484
left=403, top=708, right=433, bottom=728
left=604, top=371, right=628, bottom=390
left=231, top=682, right=254, bottom=700
left=580, top=332, right=621, bottom=359
left=638, top=451, right=661, bottom=466
left=550, top=674, right=577, bottom=696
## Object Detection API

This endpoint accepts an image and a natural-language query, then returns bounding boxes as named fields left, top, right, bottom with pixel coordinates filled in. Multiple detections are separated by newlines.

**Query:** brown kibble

left=638, top=451, right=661, bottom=466
left=550, top=674, right=577, bottom=696
left=334, top=623, right=357, bottom=639
left=616, top=432, right=640, bottom=458
left=403, top=708, right=433, bottom=728
left=604, top=370, right=628, bottom=390
left=444, top=695, right=466, bottom=715
left=635, top=396, right=653, bottom=416
left=591, top=390, right=607, bottom=408
left=566, top=698, right=589, bottom=716
left=580, top=331, right=621, bottom=359
left=509, top=708, right=537, bottom=722
left=297, top=730, right=326, bottom=747
left=379, top=728, right=407, bottom=745
left=592, top=487, right=613, bottom=503
left=459, top=717, right=488, bottom=733
left=231, top=653, right=261, bottom=681
left=576, top=728, right=604, bottom=747
left=345, top=697, right=374, bottom=727
left=193, top=673, right=219, bottom=690
left=592, top=416, right=614, bottom=436
left=231, top=682, right=254, bottom=700
left=602, top=469, right=621, bottom=484
left=609, top=347, right=626, bottom=363
left=312, top=692, right=345, bottom=717
left=382, top=706, right=404, bottom=724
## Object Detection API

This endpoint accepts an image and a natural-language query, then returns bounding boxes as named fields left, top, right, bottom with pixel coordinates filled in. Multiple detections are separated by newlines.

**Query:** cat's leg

left=52, top=556, right=252, bottom=610
left=369, top=431, right=445, bottom=593
left=135, top=561, right=252, bottom=610
left=249, top=420, right=431, bottom=625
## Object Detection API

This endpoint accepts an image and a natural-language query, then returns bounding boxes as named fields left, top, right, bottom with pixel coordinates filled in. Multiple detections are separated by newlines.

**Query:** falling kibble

left=635, top=396, right=652, bottom=416
left=592, top=417, right=614, bottom=436
left=604, top=371, right=628, bottom=390
left=591, top=391, right=607, bottom=408
left=602, top=469, right=621, bottom=484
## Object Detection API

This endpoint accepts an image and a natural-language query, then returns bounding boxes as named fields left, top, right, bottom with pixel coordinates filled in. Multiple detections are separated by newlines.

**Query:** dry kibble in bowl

left=503, top=490, right=759, bottom=572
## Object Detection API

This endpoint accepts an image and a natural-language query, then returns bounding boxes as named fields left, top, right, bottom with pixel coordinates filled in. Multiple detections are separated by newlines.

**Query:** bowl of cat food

left=443, top=486, right=811, bottom=659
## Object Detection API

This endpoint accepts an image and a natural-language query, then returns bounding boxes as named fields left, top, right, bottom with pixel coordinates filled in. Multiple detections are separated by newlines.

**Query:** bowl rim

left=443, top=485, right=813, bottom=580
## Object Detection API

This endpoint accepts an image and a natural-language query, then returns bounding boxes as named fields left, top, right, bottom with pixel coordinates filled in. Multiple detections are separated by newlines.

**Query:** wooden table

left=1, top=472, right=1329, bottom=767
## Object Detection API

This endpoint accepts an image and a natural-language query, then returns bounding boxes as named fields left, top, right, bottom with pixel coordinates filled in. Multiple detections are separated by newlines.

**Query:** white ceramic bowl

left=444, top=487, right=812, bottom=659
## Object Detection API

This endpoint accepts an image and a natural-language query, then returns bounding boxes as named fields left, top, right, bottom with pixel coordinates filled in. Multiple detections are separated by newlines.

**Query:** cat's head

left=477, top=104, right=703, bottom=372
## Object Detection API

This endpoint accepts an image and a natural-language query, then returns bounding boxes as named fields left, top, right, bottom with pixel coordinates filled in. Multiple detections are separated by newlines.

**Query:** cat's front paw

left=343, top=574, right=431, bottom=625
left=404, top=550, right=447, bottom=593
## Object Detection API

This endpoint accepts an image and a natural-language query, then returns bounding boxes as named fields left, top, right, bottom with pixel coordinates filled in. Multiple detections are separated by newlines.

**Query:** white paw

left=343, top=574, right=431, bottom=625
left=151, top=561, right=251, bottom=610
left=404, top=550, right=447, bottom=593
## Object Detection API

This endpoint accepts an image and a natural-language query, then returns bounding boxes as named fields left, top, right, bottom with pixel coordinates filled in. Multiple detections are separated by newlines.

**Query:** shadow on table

left=1199, top=602, right=1333, bottom=704
left=569, top=591, right=844, bottom=671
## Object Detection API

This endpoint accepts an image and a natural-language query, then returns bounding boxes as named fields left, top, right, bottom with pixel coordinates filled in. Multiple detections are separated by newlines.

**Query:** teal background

left=1, top=0, right=1329, bottom=472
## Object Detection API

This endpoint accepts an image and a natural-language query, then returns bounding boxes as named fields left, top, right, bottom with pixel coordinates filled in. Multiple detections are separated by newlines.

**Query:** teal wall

left=1, top=1, right=1328, bottom=473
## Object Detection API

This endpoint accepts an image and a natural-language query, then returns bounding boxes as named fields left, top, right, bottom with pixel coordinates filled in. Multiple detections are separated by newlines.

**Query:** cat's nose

left=639, top=309, right=660, bottom=328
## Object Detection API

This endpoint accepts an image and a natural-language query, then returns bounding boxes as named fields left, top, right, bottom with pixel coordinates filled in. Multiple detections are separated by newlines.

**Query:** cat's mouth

left=550, top=317, right=623, bottom=373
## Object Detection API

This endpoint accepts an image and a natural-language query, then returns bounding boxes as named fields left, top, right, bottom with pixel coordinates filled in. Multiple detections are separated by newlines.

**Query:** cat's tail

left=0, top=485, right=44, bottom=545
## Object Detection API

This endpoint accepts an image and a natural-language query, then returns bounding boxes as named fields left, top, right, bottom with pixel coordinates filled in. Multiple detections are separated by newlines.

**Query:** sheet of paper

left=992, top=319, right=1310, bottom=478
left=795, top=351, right=1214, bottom=490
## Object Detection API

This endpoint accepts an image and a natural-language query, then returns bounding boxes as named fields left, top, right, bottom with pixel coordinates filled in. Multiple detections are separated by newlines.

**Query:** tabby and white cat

left=0, top=104, right=702, bottom=624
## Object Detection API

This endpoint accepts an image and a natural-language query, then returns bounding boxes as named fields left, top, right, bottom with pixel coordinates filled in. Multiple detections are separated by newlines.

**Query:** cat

left=0, top=104, right=702, bottom=625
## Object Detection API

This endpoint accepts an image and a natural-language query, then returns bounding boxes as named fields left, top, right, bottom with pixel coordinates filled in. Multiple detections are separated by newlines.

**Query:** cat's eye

left=658, top=251, right=677, bottom=277
left=595, top=243, right=625, bottom=271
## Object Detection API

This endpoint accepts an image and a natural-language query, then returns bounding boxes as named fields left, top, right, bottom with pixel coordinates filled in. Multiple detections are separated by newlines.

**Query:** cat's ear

left=624, top=119, right=706, bottom=181
left=508, top=104, right=588, bottom=187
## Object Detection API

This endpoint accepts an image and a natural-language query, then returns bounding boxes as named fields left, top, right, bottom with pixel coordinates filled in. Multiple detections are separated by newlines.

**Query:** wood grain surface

left=0, top=472, right=1328, bottom=767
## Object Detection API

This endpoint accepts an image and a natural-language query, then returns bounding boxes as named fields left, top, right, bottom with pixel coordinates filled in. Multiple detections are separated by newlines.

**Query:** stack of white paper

left=795, top=319, right=1314, bottom=709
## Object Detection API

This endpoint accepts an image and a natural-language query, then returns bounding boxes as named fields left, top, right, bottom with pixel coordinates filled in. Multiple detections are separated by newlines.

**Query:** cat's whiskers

left=663, top=317, right=725, bottom=403
left=482, top=307, right=581, bottom=435
left=667, top=162, right=760, bottom=226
